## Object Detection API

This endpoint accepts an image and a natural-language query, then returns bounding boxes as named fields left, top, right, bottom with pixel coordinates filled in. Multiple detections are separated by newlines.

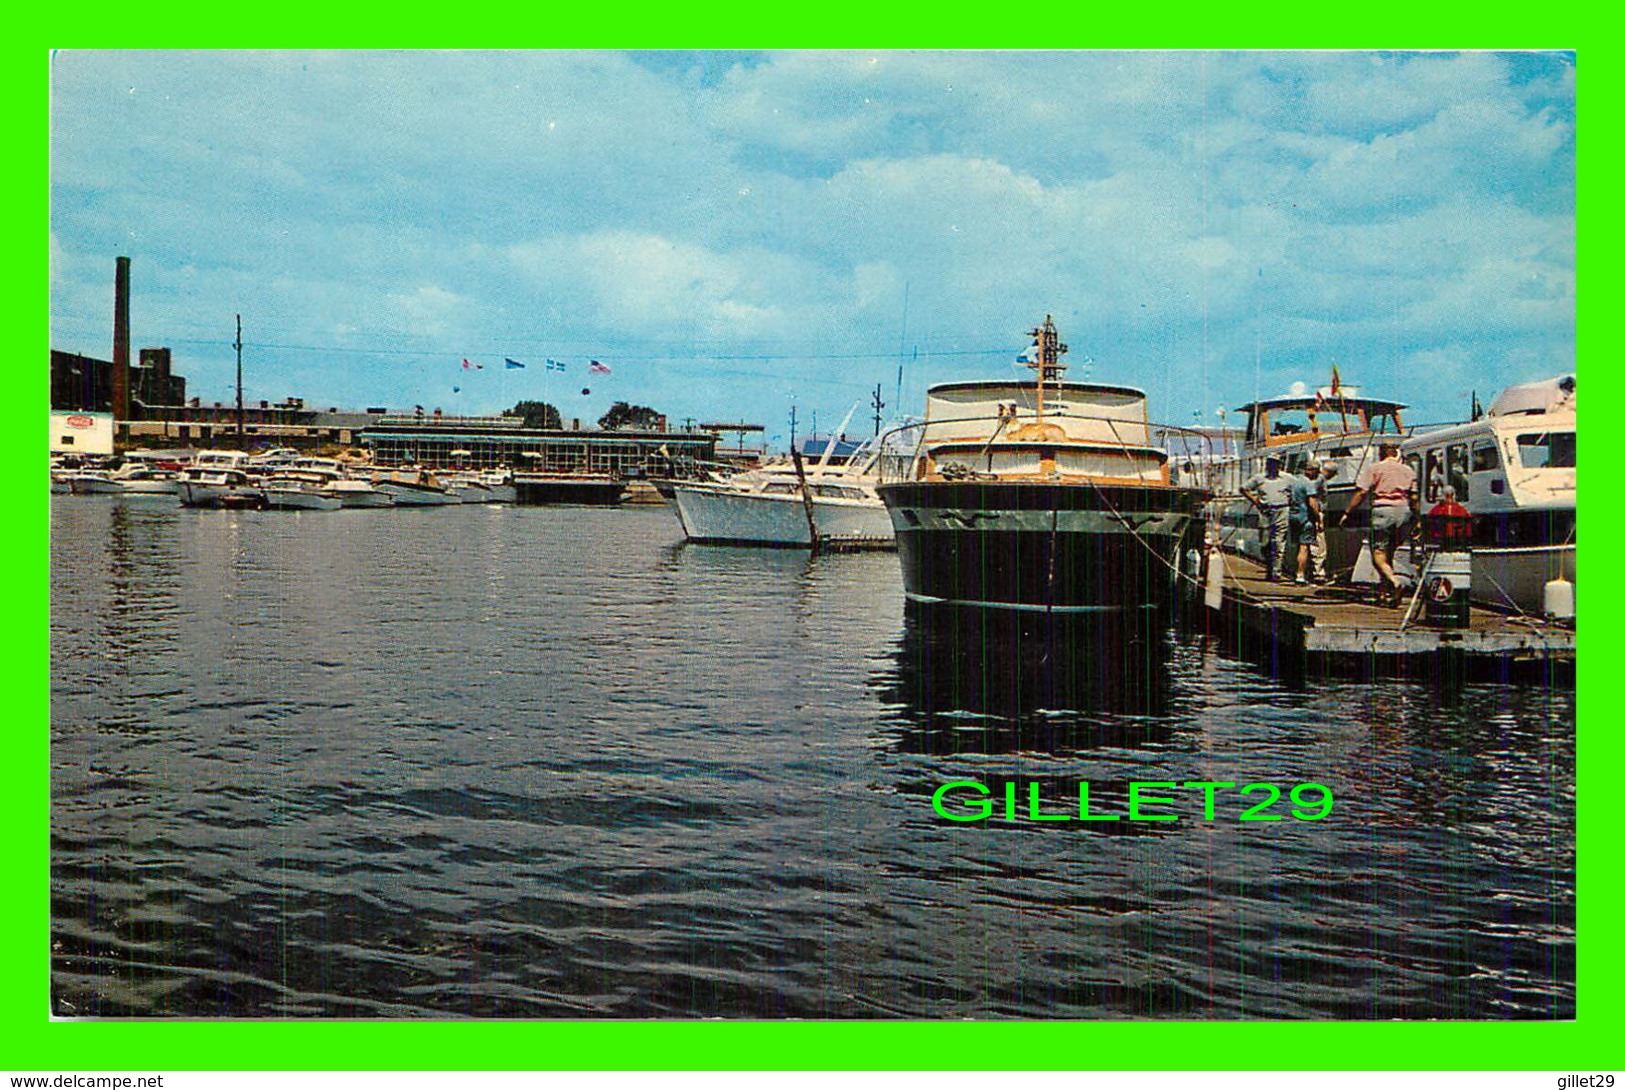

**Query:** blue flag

left=505, top=358, right=525, bottom=370
left=546, top=359, right=566, bottom=372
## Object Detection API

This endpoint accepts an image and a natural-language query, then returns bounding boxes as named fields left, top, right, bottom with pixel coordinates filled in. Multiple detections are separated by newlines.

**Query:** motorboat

left=1215, top=374, right=1409, bottom=579
left=441, top=468, right=516, bottom=504
left=263, top=472, right=343, bottom=511
left=670, top=417, right=894, bottom=548
left=178, top=466, right=266, bottom=509
left=60, top=469, right=123, bottom=495
left=876, top=315, right=1208, bottom=612
left=324, top=477, right=395, bottom=508
left=477, top=468, right=517, bottom=504
left=372, top=467, right=461, bottom=506
left=1398, top=374, right=1575, bottom=614
left=109, top=463, right=180, bottom=496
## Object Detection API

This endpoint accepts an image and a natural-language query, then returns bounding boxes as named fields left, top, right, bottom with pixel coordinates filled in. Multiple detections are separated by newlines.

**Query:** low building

left=359, top=415, right=718, bottom=476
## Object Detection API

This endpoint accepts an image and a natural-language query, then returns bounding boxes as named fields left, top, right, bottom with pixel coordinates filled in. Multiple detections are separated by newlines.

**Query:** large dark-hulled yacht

left=877, top=316, right=1208, bottom=612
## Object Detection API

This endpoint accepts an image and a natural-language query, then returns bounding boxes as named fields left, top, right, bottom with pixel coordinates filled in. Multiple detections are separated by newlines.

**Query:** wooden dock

left=1199, top=552, right=1574, bottom=681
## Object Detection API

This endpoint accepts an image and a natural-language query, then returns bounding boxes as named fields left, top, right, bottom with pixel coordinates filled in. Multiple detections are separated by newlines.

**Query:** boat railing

left=873, top=412, right=1225, bottom=487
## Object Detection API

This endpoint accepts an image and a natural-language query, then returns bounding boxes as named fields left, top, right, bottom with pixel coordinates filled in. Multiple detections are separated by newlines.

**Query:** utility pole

left=871, top=383, right=885, bottom=436
left=234, top=314, right=245, bottom=447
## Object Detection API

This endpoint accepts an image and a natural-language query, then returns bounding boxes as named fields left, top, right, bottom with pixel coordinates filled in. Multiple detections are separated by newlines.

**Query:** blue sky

left=49, top=50, right=1574, bottom=445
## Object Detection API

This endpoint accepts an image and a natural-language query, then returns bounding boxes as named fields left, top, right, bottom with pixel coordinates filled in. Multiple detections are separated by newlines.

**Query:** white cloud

left=49, top=49, right=1575, bottom=431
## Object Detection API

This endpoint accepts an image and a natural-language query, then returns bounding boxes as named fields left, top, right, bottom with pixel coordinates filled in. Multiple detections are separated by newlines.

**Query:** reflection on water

left=51, top=497, right=1575, bottom=1019
left=874, top=602, right=1179, bottom=753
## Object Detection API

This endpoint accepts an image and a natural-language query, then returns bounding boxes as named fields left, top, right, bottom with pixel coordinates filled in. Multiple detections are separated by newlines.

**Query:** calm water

left=50, top=497, right=1576, bottom=1019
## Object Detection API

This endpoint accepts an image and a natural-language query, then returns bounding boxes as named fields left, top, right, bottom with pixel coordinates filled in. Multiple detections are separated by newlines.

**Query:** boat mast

left=1027, top=315, right=1068, bottom=421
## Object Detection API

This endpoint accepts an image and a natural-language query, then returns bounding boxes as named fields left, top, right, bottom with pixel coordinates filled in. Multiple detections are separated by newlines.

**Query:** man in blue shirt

left=1289, top=460, right=1328, bottom=585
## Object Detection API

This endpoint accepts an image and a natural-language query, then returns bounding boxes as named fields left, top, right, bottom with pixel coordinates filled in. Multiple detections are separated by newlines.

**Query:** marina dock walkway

left=1201, top=552, right=1574, bottom=681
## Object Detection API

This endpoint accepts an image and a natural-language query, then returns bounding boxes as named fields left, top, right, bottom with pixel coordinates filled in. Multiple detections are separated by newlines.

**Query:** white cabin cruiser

left=178, top=466, right=265, bottom=509
left=671, top=409, right=894, bottom=548
left=372, top=468, right=461, bottom=506
left=1399, top=375, right=1575, bottom=615
left=877, top=316, right=1208, bottom=611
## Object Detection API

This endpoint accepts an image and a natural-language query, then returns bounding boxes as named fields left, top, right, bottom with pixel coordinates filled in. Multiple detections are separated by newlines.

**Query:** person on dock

left=1290, top=460, right=1327, bottom=585
left=1339, top=442, right=1419, bottom=606
left=1242, top=456, right=1294, bottom=581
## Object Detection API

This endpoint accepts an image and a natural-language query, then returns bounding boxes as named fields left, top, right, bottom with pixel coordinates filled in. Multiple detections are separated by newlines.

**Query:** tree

left=597, top=401, right=664, bottom=431
left=504, top=400, right=561, bottom=429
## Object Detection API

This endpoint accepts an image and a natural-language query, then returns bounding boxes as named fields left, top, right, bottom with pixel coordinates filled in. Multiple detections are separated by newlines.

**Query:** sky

left=48, top=50, right=1575, bottom=447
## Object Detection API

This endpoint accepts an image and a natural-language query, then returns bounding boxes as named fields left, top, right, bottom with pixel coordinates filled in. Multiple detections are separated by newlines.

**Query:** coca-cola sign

left=65, top=415, right=95, bottom=429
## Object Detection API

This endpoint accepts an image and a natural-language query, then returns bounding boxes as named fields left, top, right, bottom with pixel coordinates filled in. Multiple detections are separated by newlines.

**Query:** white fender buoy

left=1204, top=546, right=1225, bottom=610
left=1544, top=575, right=1575, bottom=621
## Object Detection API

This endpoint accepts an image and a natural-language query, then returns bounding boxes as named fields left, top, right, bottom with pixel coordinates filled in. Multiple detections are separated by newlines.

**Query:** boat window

left=761, top=482, right=801, bottom=495
left=1447, top=444, right=1470, bottom=502
left=812, top=485, right=866, bottom=500
left=1470, top=441, right=1500, bottom=472
left=1516, top=432, right=1576, bottom=469
left=1424, top=449, right=1445, bottom=503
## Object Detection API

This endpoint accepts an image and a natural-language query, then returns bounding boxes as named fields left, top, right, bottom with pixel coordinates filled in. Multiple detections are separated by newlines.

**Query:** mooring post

left=790, top=446, right=821, bottom=555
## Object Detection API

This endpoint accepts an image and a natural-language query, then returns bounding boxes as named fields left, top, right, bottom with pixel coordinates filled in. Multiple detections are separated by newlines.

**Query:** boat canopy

left=1234, top=391, right=1406, bottom=448
left=1486, top=374, right=1575, bottom=418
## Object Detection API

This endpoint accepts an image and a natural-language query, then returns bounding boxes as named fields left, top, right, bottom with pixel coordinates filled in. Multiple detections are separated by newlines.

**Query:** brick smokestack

left=112, top=255, right=131, bottom=425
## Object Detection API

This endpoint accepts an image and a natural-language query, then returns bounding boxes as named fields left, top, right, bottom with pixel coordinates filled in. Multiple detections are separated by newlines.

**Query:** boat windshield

left=1515, top=431, right=1576, bottom=469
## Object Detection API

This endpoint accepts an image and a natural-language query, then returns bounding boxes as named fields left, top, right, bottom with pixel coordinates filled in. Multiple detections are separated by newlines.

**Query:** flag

left=462, top=359, right=472, bottom=370
left=546, top=359, right=566, bottom=372
left=1329, top=365, right=1342, bottom=398
left=589, top=360, right=611, bottom=375
left=1015, top=343, right=1039, bottom=364
left=505, top=358, right=525, bottom=370
left=1471, top=391, right=1484, bottom=421
left=581, top=387, right=591, bottom=396
left=452, top=385, right=461, bottom=393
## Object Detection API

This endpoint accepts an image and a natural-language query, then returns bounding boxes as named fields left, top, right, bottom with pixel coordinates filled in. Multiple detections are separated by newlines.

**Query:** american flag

left=589, top=360, right=611, bottom=375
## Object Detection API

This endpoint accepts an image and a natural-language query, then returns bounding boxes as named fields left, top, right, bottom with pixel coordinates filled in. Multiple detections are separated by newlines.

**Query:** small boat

left=263, top=475, right=343, bottom=510
left=61, top=470, right=123, bottom=495
left=877, top=315, right=1208, bottom=612
left=1398, top=374, right=1575, bottom=614
left=476, top=468, right=517, bottom=504
left=372, top=467, right=461, bottom=506
left=109, top=464, right=181, bottom=496
left=178, top=467, right=266, bottom=509
left=324, top=477, right=395, bottom=508
left=441, top=469, right=516, bottom=504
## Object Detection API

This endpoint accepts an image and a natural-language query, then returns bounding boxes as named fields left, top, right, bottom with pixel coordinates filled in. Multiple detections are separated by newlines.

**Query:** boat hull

left=513, top=476, right=626, bottom=505
left=179, top=482, right=266, bottom=509
left=375, top=482, right=460, bottom=506
left=117, top=480, right=180, bottom=496
left=327, top=486, right=394, bottom=508
left=672, top=485, right=894, bottom=547
left=879, top=480, right=1205, bottom=612
left=66, top=475, right=122, bottom=495
left=264, top=487, right=342, bottom=511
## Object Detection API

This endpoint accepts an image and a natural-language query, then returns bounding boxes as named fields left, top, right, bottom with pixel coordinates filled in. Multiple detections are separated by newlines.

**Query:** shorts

left=1290, top=517, right=1315, bottom=545
left=1369, top=504, right=1411, bottom=546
